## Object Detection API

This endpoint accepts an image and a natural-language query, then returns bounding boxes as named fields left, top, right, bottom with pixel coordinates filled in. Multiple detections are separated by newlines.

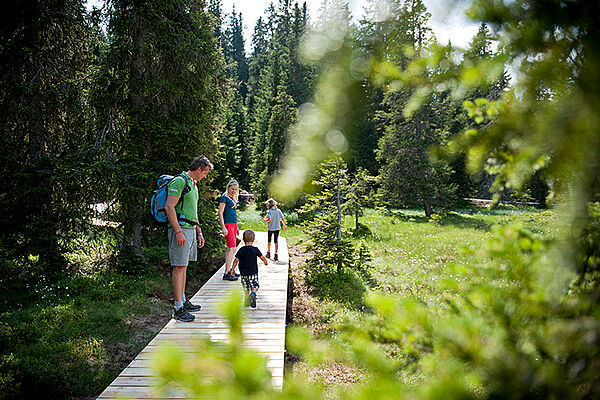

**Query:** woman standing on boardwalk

left=218, top=179, right=240, bottom=281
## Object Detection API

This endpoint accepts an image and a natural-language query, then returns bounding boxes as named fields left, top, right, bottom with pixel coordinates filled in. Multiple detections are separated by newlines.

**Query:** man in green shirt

left=164, top=156, right=213, bottom=322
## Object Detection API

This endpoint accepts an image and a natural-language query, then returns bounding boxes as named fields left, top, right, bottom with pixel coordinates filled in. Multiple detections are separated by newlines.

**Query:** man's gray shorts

left=168, top=228, right=197, bottom=266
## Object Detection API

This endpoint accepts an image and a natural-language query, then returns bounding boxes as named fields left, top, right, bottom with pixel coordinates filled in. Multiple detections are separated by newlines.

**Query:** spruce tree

left=249, top=1, right=298, bottom=199
left=100, top=0, right=225, bottom=258
left=301, top=155, right=355, bottom=273
left=0, top=0, right=96, bottom=275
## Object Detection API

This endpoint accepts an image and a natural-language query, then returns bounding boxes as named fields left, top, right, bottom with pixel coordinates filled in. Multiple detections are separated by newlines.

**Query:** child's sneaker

left=249, top=291, right=257, bottom=308
left=265, top=251, right=271, bottom=259
left=274, top=253, right=278, bottom=261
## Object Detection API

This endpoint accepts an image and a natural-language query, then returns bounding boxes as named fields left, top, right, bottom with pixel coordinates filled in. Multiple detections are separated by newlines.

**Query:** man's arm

left=196, top=217, right=204, bottom=248
left=165, top=194, right=185, bottom=246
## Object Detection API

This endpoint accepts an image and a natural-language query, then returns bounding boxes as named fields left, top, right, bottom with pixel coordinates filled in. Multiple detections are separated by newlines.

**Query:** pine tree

left=344, top=168, right=376, bottom=230
left=246, top=16, right=270, bottom=114
left=217, top=7, right=251, bottom=187
left=458, top=23, right=512, bottom=200
left=251, top=88, right=297, bottom=201
left=301, top=155, right=355, bottom=273
left=100, top=0, right=225, bottom=258
left=0, top=0, right=96, bottom=275
left=249, top=1, right=299, bottom=199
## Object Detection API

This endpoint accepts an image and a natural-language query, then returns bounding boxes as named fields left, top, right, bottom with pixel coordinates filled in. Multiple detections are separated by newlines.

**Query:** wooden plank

left=98, top=232, right=288, bottom=399
left=122, top=357, right=284, bottom=370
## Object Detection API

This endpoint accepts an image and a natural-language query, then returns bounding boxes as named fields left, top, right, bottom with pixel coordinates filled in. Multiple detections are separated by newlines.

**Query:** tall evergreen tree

left=252, top=88, right=297, bottom=200
left=249, top=1, right=299, bottom=198
left=208, top=0, right=224, bottom=46
left=455, top=23, right=511, bottom=200
left=246, top=16, right=270, bottom=109
left=0, top=0, right=96, bottom=275
left=375, top=0, right=457, bottom=216
left=287, top=2, right=313, bottom=106
left=100, top=0, right=225, bottom=257
left=217, top=7, right=251, bottom=187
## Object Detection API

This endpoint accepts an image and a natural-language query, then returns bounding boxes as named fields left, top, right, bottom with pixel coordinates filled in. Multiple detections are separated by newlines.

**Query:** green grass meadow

left=236, top=205, right=558, bottom=388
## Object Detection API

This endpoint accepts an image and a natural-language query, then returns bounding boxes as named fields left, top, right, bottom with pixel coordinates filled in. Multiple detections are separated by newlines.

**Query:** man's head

left=190, top=156, right=213, bottom=181
left=243, top=229, right=255, bottom=244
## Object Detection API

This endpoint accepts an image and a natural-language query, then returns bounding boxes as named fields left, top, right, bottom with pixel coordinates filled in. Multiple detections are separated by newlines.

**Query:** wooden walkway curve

left=98, top=232, right=289, bottom=399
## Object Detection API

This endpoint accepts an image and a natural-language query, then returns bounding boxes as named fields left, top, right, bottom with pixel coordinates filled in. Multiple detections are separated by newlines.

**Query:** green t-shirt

left=167, top=172, right=198, bottom=229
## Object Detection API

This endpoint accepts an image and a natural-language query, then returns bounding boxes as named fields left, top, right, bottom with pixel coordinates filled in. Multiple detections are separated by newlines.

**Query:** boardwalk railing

left=98, top=232, right=289, bottom=399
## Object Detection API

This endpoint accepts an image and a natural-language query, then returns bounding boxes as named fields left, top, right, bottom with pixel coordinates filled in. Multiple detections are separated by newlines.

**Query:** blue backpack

left=150, top=174, right=198, bottom=227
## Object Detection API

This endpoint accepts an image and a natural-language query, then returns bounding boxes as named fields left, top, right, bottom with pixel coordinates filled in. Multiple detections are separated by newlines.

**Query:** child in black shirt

left=232, top=229, right=268, bottom=308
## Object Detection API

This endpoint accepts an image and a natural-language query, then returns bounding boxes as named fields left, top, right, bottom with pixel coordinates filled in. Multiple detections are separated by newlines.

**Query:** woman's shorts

left=225, top=222, right=239, bottom=248
left=268, top=230, right=280, bottom=243
left=240, top=274, right=259, bottom=291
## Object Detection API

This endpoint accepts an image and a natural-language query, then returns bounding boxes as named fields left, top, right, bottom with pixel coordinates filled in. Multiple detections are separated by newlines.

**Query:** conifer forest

left=1, top=0, right=599, bottom=398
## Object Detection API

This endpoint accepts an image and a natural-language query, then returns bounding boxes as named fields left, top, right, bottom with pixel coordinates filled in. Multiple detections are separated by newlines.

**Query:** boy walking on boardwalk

left=264, top=198, right=286, bottom=261
left=232, top=229, right=268, bottom=308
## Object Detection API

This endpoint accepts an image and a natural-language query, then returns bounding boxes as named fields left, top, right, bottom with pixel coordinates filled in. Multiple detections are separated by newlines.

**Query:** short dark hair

left=243, top=229, right=255, bottom=243
left=190, top=156, right=213, bottom=171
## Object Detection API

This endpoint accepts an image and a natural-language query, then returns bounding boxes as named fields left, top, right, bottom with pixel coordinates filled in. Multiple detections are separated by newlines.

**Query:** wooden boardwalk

left=98, top=232, right=289, bottom=399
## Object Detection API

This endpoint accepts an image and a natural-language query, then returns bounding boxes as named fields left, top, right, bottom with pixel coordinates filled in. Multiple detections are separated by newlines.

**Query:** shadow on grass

left=383, top=209, right=491, bottom=232
left=306, top=268, right=368, bottom=310
left=436, top=212, right=491, bottom=231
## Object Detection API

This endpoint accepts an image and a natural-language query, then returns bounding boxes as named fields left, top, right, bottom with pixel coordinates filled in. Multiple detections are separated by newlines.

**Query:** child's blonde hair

left=243, top=229, right=255, bottom=243
left=265, top=198, right=277, bottom=209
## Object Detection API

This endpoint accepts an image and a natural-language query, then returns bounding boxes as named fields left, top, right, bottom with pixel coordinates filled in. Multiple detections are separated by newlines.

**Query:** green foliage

left=97, top=0, right=226, bottom=256
left=344, top=168, right=377, bottom=229
left=246, top=1, right=311, bottom=201
left=0, top=0, right=99, bottom=278
left=300, top=157, right=373, bottom=288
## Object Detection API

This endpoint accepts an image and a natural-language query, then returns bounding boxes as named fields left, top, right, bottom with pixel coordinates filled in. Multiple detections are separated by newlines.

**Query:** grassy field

left=237, top=205, right=558, bottom=388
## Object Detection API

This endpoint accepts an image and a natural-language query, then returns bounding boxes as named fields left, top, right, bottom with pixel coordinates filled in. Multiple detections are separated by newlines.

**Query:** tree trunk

left=123, top=196, right=144, bottom=257
left=423, top=199, right=432, bottom=217
left=355, top=209, right=359, bottom=230
left=121, top=7, right=145, bottom=258
left=28, top=44, right=45, bottom=163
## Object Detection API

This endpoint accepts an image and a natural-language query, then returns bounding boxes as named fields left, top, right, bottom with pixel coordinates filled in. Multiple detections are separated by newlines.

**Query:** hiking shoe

left=183, top=299, right=201, bottom=312
left=249, top=291, right=257, bottom=308
left=274, top=253, right=278, bottom=261
left=173, top=307, right=195, bottom=322
left=223, top=273, right=238, bottom=281
left=265, top=251, right=271, bottom=259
